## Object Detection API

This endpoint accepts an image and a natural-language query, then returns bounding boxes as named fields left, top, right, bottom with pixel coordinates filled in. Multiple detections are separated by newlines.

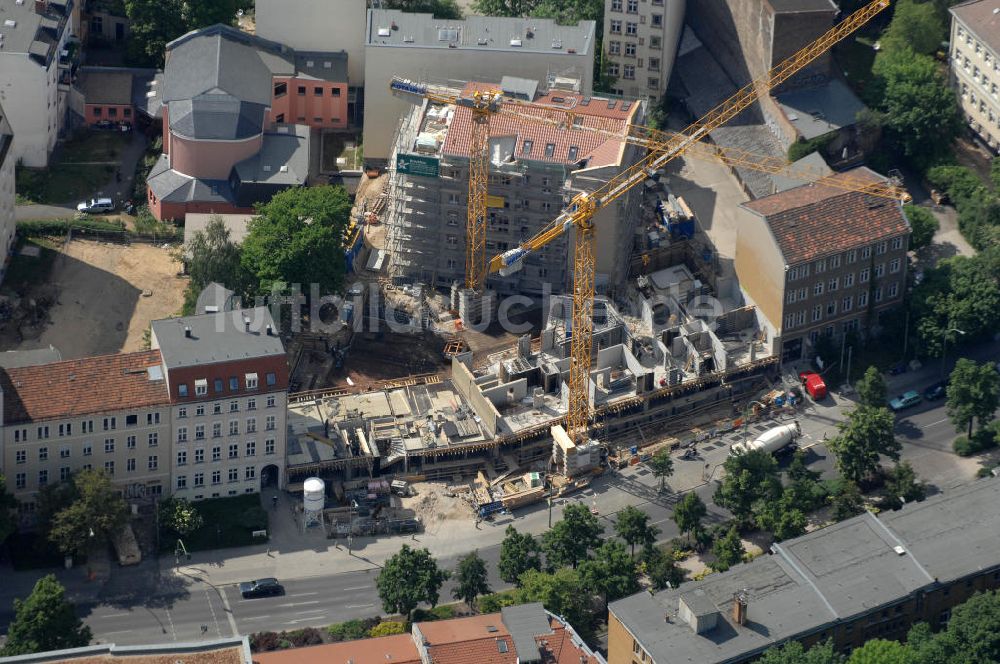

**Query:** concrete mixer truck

left=730, top=421, right=801, bottom=457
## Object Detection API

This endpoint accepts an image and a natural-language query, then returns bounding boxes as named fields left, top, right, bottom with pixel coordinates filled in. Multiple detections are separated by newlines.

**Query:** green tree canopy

left=125, top=0, right=239, bottom=67
left=241, top=185, right=353, bottom=297
left=158, top=497, right=204, bottom=536
left=856, top=366, right=888, bottom=408
left=904, top=205, right=939, bottom=251
left=0, top=575, right=92, bottom=656
left=0, top=474, right=16, bottom=546
left=946, top=358, right=1000, bottom=437
left=883, top=461, right=926, bottom=510
left=542, top=503, right=603, bottom=569
left=642, top=544, right=685, bottom=591
left=498, top=526, right=543, bottom=586
left=880, top=0, right=946, bottom=55
left=758, top=640, right=842, bottom=664
left=709, top=525, right=746, bottom=573
left=828, top=406, right=901, bottom=485
left=578, top=539, right=639, bottom=608
left=713, top=450, right=781, bottom=525
left=451, top=551, right=491, bottom=611
left=614, top=505, right=657, bottom=556
left=515, top=568, right=593, bottom=638
left=673, top=492, right=708, bottom=546
left=912, top=253, right=1000, bottom=355
left=831, top=481, right=866, bottom=522
left=926, top=590, right=1000, bottom=663
left=754, top=491, right=807, bottom=542
left=376, top=545, right=450, bottom=618
left=48, top=469, right=128, bottom=557
left=184, top=215, right=251, bottom=312
left=384, top=0, right=462, bottom=17
left=647, top=447, right=675, bottom=492
left=847, top=639, right=912, bottom=664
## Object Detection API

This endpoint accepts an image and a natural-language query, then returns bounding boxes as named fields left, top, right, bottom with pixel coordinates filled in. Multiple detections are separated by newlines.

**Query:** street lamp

left=347, top=499, right=358, bottom=556
left=940, top=327, right=966, bottom=378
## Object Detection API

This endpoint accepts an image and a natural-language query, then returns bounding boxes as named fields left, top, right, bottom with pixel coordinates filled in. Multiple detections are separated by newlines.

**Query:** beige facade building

left=602, top=0, right=684, bottom=100
left=735, top=169, right=910, bottom=363
left=950, top=1, right=1000, bottom=150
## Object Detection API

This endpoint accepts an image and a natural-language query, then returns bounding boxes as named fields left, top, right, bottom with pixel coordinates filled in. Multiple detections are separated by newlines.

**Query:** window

left=178, top=407, right=187, bottom=419
left=194, top=473, right=205, bottom=487
left=230, top=400, right=239, bottom=413
left=246, top=441, right=256, bottom=457
left=827, top=301, right=838, bottom=316
left=14, top=429, right=24, bottom=443
left=245, top=373, right=258, bottom=389
left=861, top=246, right=872, bottom=259
left=626, top=22, right=637, bottom=36
left=106, top=416, right=118, bottom=430
left=246, top=418, right=256, bottom=433
left=651, top=13, right=662, bottom=26
left=177, top=427, right=188, bottom=443
left=104, top=461, right=115, bottom=475
left=625, top=42, right=636, bottom=57
left=785, top=314, right=796, bottom=329
left=195, top=379, right=208, bottom=396
left=816, top=258, right=826, bottom=274
left=623, top=65, right=635, bottom=80
left=611, top=0, right=622, bottom=9
left=214, top=379, right=224, bottom=394
left=332, top=88, right=341, bottom=97
left=247, top=398, right=256, bottom=411
left=858, top=292, right=869, bottom=307
left=828, top=278, right=839, bottom=292
left=39, top=447, right=49, bottom=461
left=608, top=63, right=620, bottom=77
left=126, top=435, right=136, bottom=450
left=888, top=282, right=899, bottom=298
left=609, top=41, right=620, bottom=55
left=875, top=263, right=885, bottom=278
left=266, top=415, right=276, bottom=431
left=610, top=19, right=622, bottom=34
left=229, top=377, right=239, bottom=392
left=446, top=234, right=458, bottom=247
left=60, top=466, right=71, bottom=481
left=876, top=241, right=888, bottom=255
left=196, top=405, right=204, bottom=417
left=844, top=273, right=854, bottom=288
left=847, top=249, right=857, bottom=264
left=195, top=448, right=205, bottom=464
left=93, top=106, right=103, bottom=117
left=843, top=296, right=853, bottom=312
left=245, top=466, right=256, bottom=480
left=15, top=473, right=25, bottom=489
left=15, top=450, right=26, bottom=464
left=874, top=287, right=884, bottom=303
left=314, top=87, right=323, bottom=96
left=626, top=0, right=637, bottom=12
left=650, top=35, right=661, bottom=49
left=812, top=305, right=823, bottom=322
left=59, top=423, right=72, bottom=436
left=568, top=146, right=579, bottom=160
left=649, top=57, right=660, bottom=72
left=212, top=446, right=222, bottom=462
left=814, top=282, right=824, bottom=296
left=39, top=470, right=49, bottom=487
left=195, top=425, right=205, bottom=441
left=214, top=402, right=223, bottom=415
left=265, top=439, right=276, bottom=455
left=212, top=470, right=221, bottom=485
left=178, top=384, right=188, bottom=397
left=104, top=438, right=115, bottom=453
left=830, top=254, right=841, bottom=269
left=213, top=422, right=222, bottom=438
left=177, top=475, right=187, bottom=489
left=83, top=443, right=93, bottom=456
left=297, top=85, right=306, bottom=95
left=229, top=444, right=239, bottom=459
left=786, top=290, right=797, bottom=304
left=267, top=395, right=276, bottom=408
left=274, top=82, right=287, bottom=97
left=148, top=432, right=158, bottom=447
left=148, top=455, right=158, bottom=470
left=229, top=421, right=239, bottom=436
left=124, top=108, right=132, bottom=118
left=147, top=412, right=160, bottom=425
left=890, top=258, right=901, bottom=274
left=177, top=450, right=187, bottom=466
left=543, top=143, right=555, bottom=158
left=891, top=236, right=904, bottom=251
left=228, top=468, right=239, bottom=483
left=860, top=268, right=870, bottom=283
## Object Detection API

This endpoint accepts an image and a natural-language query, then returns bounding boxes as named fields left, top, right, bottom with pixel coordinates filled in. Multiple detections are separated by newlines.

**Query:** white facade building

left=602, top=0, right=684, bottom=100
left=950, top=1, right=1000, bottom=151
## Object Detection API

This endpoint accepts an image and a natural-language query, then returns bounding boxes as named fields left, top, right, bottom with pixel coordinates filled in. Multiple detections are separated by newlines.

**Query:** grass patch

left=60, top=131, right=130, bottom=163
left=322, top=133, right=362, bottom=172
left=6, top=532, right=74, bottom=571
left=3, top=237, right=60, bottom=292
left=160, top=494, right=269, bottom=553
left=15, top=131, right=130, bottom=204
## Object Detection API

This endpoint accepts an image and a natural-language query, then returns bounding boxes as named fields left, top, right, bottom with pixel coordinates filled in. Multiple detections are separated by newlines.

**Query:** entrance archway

left=260, top=464, right=280, bottom=490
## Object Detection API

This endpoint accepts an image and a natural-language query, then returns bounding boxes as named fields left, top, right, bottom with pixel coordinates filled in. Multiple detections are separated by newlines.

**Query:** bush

left=328, top=617, right=380, bottom=642
left=925, top=165, right=990, bottom=206
left=954, top=435, right=974, bottom=456
left=286, top=627, right=323, bottom=647
left=788, top=132, right=836, bottom=161
left=903, top=205, right=939, bottom=250
left=18, top=218, right=126, bottom=236
left=411, top=605, right=455, bottom=623
left=249, top=631, right=282, bottom=652
left=954, top=430, right=999, bottom=457
left=476, top=590, right=522, bottom=613
left=368, top=621, right=407, bottom=637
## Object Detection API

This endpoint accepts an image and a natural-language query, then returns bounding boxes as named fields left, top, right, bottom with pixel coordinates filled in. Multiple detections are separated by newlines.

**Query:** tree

left=758, top=640, right=843, bottom=664
left=882, top=462, right=926, bottom=510
left=713, top=450, right=781, bottom=525
left=642, top=544, right=685, bottom=591
left=913, top=252, right=1000, bottom=355
left=827, top=406, right=901, bottom=485
left=158, top=497, right=204, bottom=536
left=184, top=216, right=251, bottom=313
left=48, top=469, right=128, bottom=557
left=578, top=540, right=639, bottom=609
left=0, top=474, right=16, bottom=547
left=614, top=505, right=657, bottom=556
left=904, top=205, right=939, bottom=251
left=846, top=639, right=912, bottom=664
left=451, top=551, right=491, bottom=611
left=786, top=449, right=827, bottom=513
left=35, top=478, right=80, bottom=536
left=928, top=590, right=1000, bottom=663
left=383, top=0, right=462, bottom=18
left=542, top=503, right=603, bottom=569
left=125, top=0, right=239, bottom=67
left=515, top=568, right=592, bottom=638
left=856, top=366, right=888, bottom=408
left=182, top=0, right=240, bottom=28
left=647, top=447, right=674, bottom=493
left=241, top=185, right=353, bottom=297
left=831, top=481, right=866, bottom=522
left=947, top=358, right=1000, bottom=437
left=754, top=491, right=807, bottom=541
left=0, top=575, right=92, bottom=655
left=672, top=492, right=707, bottom=547
left=880, top=0, right=946, bottom=55
left=709, top=525, right=745, bottom=573
left=375, top=545, right=450, bottom=618
left=471, top=0, right=538, bottom=15
left=498, top=526, right=542, bottom=586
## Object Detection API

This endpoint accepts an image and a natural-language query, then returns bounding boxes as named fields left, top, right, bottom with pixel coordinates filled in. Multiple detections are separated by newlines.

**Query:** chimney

left=266, top=324, right=273, bottom=336
left=184, top=326, right=192, bottom=338
left=732, top=591, right=748, bottom=626
left=243, top=316, right=251, bottom=332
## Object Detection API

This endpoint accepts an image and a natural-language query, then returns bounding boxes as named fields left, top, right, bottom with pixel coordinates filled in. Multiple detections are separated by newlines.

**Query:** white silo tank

left=303, top=477, right=326, bottom=512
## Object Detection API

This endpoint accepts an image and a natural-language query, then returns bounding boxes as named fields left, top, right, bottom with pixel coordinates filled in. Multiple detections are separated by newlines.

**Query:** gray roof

left=768, top=0, right=838, bottom=12
left=294, top=51, right=348, bottom=83
left=0, top=347, right=62, bottom=369
left=501, top=603, right=551, bottom=663
left=0, top=0, right=71, bottom=62
left=132, top=71, right=164, bottom=119
left=75, top=69, right=133, bottom=105
left=183, top=213, right=254, bottom=247
left=195, top=282, right=238, bottom=315
left=611, top=480, right=1000, bottom=664
left=167, top=96, right=269, bottom=141
left=146, top=154, right=235, bottom=205
left=232, top=125, right=310, bottom=187
left=366, top=9, right=595, bottom=55
left=151, top=306, right=284, bottom=370
left=774, top=79, right=867, bottom=140
left=952, top=1, right=1000, bottom=51
left=771, top=151, right=833, bottom=194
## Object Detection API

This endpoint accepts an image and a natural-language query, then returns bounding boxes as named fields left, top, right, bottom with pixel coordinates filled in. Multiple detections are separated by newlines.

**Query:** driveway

left=16, top=204, right=78, bottom=221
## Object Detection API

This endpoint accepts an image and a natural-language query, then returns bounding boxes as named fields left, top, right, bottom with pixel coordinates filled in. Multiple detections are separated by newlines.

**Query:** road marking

left=91, top=612, right=133, bottom=619
left=98, top=629, right=135, bottom=636
left=205, top=588, right=222, bottom=638
left=345, top=603, right=374, bottom=609
left=217, top=586, right=239, bottom=637
left=924, top=417, right=949, bottom=428
left=293, top=609, right=328, bottom=616
left=285, top=592, right=320, bottom=598
left=164, top=608, right=177, bottom=641
left=341, top=586, right=369, bottom=592
left=277, top=600, right=321, bottom=607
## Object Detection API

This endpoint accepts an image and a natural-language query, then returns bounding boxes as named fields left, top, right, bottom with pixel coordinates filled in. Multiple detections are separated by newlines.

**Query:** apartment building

left=0, top=0, right=76, bottom=167
left=602, top=0, right=684, bottom=100
left=608, top=478, right=1000, bottom=664
left=735, top=169, right=910, bottom=363
left=364, top=10, right=595, bottom=165
left=950, top=1, right=1000, bottom=150
left=150, top=307, right=289, bottom=500
left=0, top=102, right=14, bottom=283
left=0, top=350, right=174, bottom=514
left=385, top=80, right=644, bottom=295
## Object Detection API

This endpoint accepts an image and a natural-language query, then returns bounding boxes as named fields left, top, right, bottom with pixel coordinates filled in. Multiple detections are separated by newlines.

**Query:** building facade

left=608, top=479, right=1000, bottom=664
left=364, top=10, right=596, bottom=165
left=735, top=169, right=910, bottom=363
left=0, top=102, right=14, bottom=283
left=0, top=0, right=76, bottom=167
left=385, top=81, right=643, bottom=295
left=601, top=0, right=684, bottom=100
left=950, top=1, right=1000, bottom=151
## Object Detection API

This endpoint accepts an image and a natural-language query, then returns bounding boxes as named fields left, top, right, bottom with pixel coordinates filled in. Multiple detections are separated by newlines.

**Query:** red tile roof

left=0, top=350, right=170, bottom=423
left=441, top=83, right=638, bottom=169
left=419, top=614, right=600, bottom=664
left=741, top=168, right=910, bottom=265
left=252, top=634, right=419, bottom=664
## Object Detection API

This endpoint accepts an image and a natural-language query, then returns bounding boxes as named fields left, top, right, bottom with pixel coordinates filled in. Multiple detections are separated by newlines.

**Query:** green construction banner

left=396, top=153, right=440, bottom=177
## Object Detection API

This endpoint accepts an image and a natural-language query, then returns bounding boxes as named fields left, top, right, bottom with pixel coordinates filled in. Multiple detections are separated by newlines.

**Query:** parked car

left=77, top=197, right=115, bottom=214
left=924, top=382, right=947, bottom=401
left=239, top=578, right=283, bottom=599
left=889, top=390, right=922, bottom=411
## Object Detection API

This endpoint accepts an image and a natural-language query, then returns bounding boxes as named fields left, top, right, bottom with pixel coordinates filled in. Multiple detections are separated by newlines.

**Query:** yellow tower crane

left=483, top=0, right=894, bottom=444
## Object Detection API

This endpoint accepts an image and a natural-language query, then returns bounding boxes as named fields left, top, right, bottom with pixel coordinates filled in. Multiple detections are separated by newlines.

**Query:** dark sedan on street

left=239, top=578, right=283, bottom=599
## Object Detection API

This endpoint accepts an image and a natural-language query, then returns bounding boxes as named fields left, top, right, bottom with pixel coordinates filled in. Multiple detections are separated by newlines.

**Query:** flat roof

left=366, top=9, right=595, bottom=55
left=183, top=213, right=254, bottom=246
left=0, top=637, right=250, bottom=663
left=768, top=0, right=838, bottom=13
left=0, top=0, right=69, bottom=60
left=151, top=307, right=284, bottom=370
left=76, top=69, right=134, bottom=106
left=0, top=346, right=62, bottom=369
left=774, top=79, right=867, bottom=140
left=951, top=0, right=1000, bottom=50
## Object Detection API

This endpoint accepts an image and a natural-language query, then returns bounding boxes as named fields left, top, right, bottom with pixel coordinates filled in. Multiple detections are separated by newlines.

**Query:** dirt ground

left=1, top=239, right=185, bottom=359
left=331, top=330, right=450, bottom=389
left=401, top=482, right=475, bottom=523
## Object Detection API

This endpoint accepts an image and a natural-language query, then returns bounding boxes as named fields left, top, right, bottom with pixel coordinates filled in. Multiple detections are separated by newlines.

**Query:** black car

left=239, top=578, right=283, bottom=599
left=924, top=382, right=947, bottom=401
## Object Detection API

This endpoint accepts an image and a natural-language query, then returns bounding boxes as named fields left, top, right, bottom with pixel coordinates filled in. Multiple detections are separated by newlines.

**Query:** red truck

left=798, top=371, right=828, bottom=401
